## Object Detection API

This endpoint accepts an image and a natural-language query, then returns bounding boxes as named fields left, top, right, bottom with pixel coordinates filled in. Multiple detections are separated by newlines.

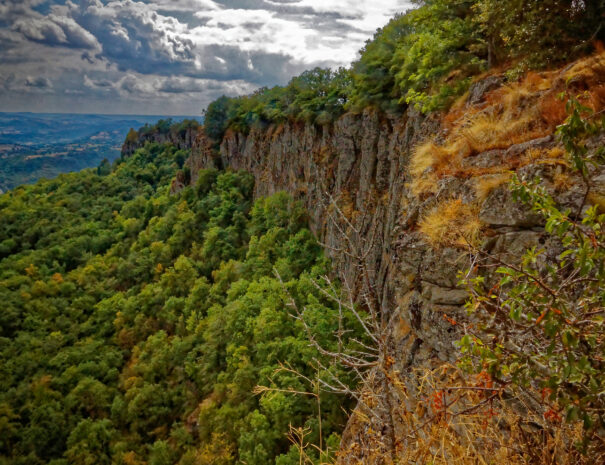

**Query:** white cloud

left=149, top=0, right=221, bottom=11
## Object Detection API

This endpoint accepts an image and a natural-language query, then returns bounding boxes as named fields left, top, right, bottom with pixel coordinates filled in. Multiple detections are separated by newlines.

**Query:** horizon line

left=0, top=110, right=203, bottom=118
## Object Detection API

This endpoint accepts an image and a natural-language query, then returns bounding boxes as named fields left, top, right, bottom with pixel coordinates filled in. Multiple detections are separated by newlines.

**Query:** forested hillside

left=2, top=1, right=604, bottom=464
left=0, top=142, right=360, bottom=464
left=0, top=114, right=200, bottom=192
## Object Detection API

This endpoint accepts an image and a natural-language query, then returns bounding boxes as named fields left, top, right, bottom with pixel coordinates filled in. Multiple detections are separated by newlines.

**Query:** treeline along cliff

left=0, top=1, right=604, bottom=465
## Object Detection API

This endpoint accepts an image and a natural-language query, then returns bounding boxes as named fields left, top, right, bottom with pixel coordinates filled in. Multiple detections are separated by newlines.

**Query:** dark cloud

left=12, top=14, right=100, bottom=49
left=25, top=76, right=52, bottom=88
left=80, top=51, right=96, bottom=63
left=63, top=1, right=196, bottom=75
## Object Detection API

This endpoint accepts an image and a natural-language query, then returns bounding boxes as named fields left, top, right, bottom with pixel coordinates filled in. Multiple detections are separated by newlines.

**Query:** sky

left=0, top=0, right=413, bottom=116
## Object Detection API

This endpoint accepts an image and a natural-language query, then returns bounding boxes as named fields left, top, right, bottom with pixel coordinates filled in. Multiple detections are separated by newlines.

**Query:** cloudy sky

left=0, top=0, right=413, bottom=116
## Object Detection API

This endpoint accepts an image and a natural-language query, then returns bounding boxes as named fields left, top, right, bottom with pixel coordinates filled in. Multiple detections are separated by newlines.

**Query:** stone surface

left=466, top=75, right=504, bottom=106
left=479, top=184, right=543, bottom=227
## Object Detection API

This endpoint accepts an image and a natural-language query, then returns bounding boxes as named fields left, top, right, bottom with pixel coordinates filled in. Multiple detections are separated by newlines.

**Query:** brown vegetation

left=418, top=199, right=482, bottom=248
left=338, top=363, right=598, bottom=465
left=410, top=50, right=605, bottom=200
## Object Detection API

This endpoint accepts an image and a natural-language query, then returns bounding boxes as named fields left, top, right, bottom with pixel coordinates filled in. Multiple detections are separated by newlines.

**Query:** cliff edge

left=157, top=53, right=605, bottom=463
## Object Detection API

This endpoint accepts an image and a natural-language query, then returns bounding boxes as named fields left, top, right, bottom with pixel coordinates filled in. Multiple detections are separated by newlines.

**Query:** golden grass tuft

left=461, top=105, right=544, bottom=154
left=523, top=147, right=545, bottom=163
left=588, top=192, right=605, bottom=213
left=419, top=199, right=482, bottom=247
left=564, top=50, right=605, bottom=87
left=500, top=82, right=534, bottom=112
left=552, top=169, right=574, bottom=192
left=545, top=146, right=566, bottom=159
left=410, top=141, right=444, bottom=178
left=523, top=70, right=553, bottom=91
left=409, top=139, right=472, bottom=196
left=475, top=172, right=512, bottom=202
left=409, top=172, right=440, bottom=197
left=516, top=146, right=570, bottom=170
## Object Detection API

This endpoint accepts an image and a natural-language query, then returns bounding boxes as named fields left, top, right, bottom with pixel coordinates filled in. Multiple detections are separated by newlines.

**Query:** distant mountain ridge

left=0, top=112, right=202, bottom=191
left=0, top=112, right=199, bottom=145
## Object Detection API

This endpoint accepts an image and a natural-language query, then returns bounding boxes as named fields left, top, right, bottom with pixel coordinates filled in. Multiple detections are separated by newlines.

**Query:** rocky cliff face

left=188, top=107, right=438, bottom=315
left=175, top=55, right=605, bottom=463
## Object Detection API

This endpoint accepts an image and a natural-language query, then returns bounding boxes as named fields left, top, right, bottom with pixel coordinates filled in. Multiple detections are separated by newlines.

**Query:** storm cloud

left=0, top=0, right=413, bottom=115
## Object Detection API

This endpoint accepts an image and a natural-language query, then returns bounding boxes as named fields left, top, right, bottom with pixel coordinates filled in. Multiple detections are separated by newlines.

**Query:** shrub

left=474, top=0, right=605, bottom=70
left=459, top=97, right=605, bottom=450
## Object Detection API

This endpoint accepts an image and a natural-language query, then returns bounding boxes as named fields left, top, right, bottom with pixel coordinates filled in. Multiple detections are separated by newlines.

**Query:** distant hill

left=0, top=112, right=202, bottom=191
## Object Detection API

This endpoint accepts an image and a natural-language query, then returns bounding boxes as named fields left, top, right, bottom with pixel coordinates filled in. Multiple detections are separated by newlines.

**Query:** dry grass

left=410, top=141, right=444, bottom=178
left=338, top=363, right=599, bottom=465
left=539, top=92, right=569, bottom=128
left=460, top=78, right=552, bottom=154
left=563, top=51, right=605, bottom=88
left=475, top=173, right=512, bottom=202
left=516, top=147, right=569, bottom=171
left=419, top=199, right=482, bottom=248
left=409, top=141, right=446, bottom=196
left=409, top=139, right=471, bottom=196
left=393, top=365, right=597, bottom=465
left=552, top=169, right=574, bottom=192
left=408, top=50, right=605, bottom=199
left=410, top=172, right=440, bottom=197
left=461, top=109, right=543, bottom=154
left=588, top=193, right=605, bottom=213
left=545, top=147, right=566, bottom=159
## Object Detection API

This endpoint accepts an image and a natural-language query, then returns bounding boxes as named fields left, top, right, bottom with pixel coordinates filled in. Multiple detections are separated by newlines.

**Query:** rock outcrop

left=121, top=124, right=199, bottom=157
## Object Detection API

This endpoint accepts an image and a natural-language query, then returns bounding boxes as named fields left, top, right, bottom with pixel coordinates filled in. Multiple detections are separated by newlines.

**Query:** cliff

left=121, top=121, right=199, bottom=157
left=179, top=53, right=605, bottom=462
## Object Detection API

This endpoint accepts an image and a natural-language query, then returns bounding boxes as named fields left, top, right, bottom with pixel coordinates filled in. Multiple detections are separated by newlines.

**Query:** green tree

left=474, top=0, right=605, bottom=69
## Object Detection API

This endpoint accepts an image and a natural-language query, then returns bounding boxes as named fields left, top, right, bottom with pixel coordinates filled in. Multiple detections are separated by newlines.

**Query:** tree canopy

left=0, top=140, right=358, bottom=465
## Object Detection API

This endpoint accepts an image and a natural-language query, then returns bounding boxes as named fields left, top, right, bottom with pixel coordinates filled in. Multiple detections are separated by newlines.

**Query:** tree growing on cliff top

left=474, top=0, right=605, bottom=69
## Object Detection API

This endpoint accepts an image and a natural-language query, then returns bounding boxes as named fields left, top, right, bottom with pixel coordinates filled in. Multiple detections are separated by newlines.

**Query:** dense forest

left=1, top=0, right=604, bottom=464
left=0, top=142, right=361, bottom=464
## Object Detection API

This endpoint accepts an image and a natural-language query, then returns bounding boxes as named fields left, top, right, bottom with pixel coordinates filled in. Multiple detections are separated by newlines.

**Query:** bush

left=460, top=96, right=605, bottom=449
left=474, top=0, right=605, bottom=70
